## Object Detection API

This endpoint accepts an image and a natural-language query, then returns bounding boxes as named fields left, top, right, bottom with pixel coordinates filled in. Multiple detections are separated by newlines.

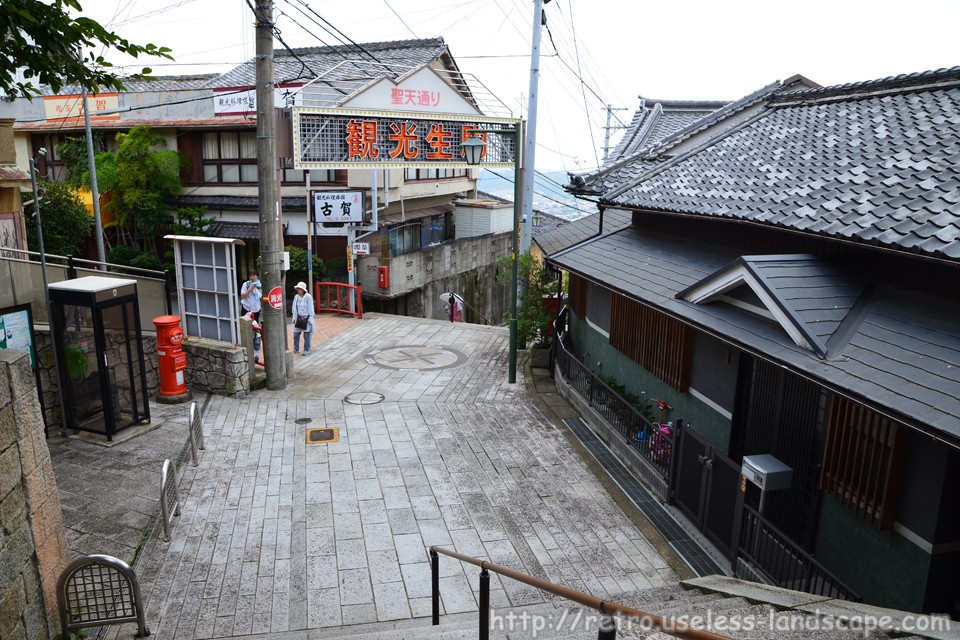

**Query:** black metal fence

left=554, top=329, right=676, bottom=481
left=739, top=504, right=860, bottom=602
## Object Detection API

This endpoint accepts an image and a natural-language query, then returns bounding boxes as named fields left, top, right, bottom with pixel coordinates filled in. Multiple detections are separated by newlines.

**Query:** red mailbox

left=154, top=315, right=188, bottom=398
left=377, top=265, right=389, bottom=289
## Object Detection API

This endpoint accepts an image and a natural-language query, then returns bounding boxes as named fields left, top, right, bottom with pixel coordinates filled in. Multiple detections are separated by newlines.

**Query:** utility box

left=377, top=265, right=389, bottom=289
left=49, top=276, right=150, bottom=441
left=741, top=454, right=793, bottom=491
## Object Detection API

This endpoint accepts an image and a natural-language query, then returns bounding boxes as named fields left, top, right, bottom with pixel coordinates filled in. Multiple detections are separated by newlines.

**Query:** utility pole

left=602, top=104, right=629, bottom=163
left=81, top=88, right=107, bottom=269
left=519, top=0, right=546, bottom=254
left=254, top=0, right=286, bottom=389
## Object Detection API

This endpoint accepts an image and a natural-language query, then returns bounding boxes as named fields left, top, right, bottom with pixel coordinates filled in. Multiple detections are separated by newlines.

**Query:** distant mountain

left=477, top=170, right=592, bottom=220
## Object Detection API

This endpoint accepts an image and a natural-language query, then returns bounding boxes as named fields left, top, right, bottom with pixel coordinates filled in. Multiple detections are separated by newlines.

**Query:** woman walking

left=292, top=282, right=315, bottom=355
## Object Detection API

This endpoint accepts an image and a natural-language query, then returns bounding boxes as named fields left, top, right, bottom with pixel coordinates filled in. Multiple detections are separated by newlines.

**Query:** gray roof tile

left=605, top=67, right=960, bottom=260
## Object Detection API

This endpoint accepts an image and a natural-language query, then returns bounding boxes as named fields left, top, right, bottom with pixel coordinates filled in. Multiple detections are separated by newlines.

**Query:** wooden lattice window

left=610, top=293, right=693, bottom=391
left=820, top=396, right=907, bottom=530
left=569, top=273, right=587, bottom=319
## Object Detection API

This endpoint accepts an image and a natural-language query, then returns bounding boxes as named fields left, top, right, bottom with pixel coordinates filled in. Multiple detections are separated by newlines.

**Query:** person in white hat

left=291, top=281, right=315, bottom=355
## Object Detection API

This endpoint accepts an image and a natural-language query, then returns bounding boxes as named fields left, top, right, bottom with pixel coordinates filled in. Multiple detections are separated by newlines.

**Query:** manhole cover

left=306, top=427, right=339, bottom=444
left=295, top=418, right=312, bottom=425
left=344, top=392, right=385, bottom=405
left=366, top=346, right=465, bottom=371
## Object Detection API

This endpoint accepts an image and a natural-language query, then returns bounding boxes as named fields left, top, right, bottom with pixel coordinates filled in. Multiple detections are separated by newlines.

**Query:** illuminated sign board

left=292, top=107, right=519, bottom=169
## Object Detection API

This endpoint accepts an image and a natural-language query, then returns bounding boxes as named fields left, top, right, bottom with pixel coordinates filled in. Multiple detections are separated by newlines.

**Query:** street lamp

left=462, top=129, right=521, bottom=383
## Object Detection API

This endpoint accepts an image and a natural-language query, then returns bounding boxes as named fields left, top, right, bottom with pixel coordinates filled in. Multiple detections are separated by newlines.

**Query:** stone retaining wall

left=0, top=349, right=68, bottom=638
left=183, top=338, right=250, bottom=397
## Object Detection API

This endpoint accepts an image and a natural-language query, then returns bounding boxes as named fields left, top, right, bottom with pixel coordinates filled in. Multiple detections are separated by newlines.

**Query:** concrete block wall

left=0, top=349, right=68, bottom=639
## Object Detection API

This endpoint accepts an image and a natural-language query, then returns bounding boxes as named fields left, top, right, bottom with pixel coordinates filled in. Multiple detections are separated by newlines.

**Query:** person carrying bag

left=292, top=282, right=315, bottom=355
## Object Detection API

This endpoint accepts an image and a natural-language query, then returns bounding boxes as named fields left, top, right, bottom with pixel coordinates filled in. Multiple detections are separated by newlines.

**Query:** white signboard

left=214, top=85, right=304, bottom=116
left=313, top=191, right=365, bottom=224
left=352, top=242, right=370, bottom=256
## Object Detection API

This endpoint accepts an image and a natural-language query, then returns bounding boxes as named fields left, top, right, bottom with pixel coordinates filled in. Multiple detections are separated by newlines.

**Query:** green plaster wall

left=570, top=315, right=732, bottom=454
left=814, top=496, right=931, bottom=612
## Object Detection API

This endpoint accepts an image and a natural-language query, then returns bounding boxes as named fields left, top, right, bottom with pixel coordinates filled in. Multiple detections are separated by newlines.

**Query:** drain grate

left=295, top=418, right=312, bottom=425
left=344, top=392, right=385, bottom=405
left=306, top=427, right=339, bottom=444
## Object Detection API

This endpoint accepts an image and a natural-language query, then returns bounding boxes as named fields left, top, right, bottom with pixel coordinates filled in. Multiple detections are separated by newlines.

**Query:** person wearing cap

left=291, top=281, right=315, bottom=355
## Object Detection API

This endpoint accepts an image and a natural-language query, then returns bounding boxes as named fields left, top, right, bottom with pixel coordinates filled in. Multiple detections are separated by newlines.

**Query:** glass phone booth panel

left=49, top=276, right=151, bottom=441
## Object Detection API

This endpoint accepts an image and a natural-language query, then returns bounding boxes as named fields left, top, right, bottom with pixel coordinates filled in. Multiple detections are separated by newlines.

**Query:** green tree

left=24, top=180, right=92, bottom=257
left=90, top=125, right=183, bottom=253
left=173, top=206, right=215, bottom=236
left=496, top=253, right=555, bottom=347
left=56, top=133, right=106, bottom=188
left=0, top=0, right=171, bottom=98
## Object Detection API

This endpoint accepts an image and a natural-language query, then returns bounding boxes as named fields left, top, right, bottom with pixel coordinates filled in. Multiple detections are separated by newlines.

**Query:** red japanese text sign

left=292, top=107, right=520, bottom=170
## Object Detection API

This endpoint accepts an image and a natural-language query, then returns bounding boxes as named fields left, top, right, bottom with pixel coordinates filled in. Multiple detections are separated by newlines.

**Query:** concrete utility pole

left=519, top=0, right=546, bottom=254
left=81, top=88, right=106, bottom=269
left=254, top=0, right=286, bottom=389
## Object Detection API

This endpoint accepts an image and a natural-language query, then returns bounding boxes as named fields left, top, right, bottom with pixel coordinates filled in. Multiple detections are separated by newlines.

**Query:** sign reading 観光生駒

left=293, top=107, right=520, bottom=169
left=313, top=191, right=364, bottom=224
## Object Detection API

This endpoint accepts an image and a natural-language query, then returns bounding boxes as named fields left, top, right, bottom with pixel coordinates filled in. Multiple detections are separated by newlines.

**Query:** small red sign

left=268, top=286, right=283, bottom=310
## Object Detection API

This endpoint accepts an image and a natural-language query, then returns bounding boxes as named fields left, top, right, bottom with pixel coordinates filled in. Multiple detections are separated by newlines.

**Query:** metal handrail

left=430, top=546, right=733, bottom=640
left=739, top=504, right=860, bottom=602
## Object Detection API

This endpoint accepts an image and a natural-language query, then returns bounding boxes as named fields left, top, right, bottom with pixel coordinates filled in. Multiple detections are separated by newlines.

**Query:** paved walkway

left=87, top=314, right=677, bottom=638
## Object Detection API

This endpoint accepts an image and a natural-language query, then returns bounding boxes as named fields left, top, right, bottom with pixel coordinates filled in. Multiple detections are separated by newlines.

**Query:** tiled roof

left=15, top=118, right=253, bottom=132
left=0, top=166, right=30, bottom=182
left=606, top=98, right=728, bottom=162
left=533, top=209, right=632, bottom=256
left=211, top=38, right=449, bottom=88
left=173, top=195, right=307, bottom=210
left=605, top=67, right=960, bottom=260
left=31, top=39, right=449, bottom=95
left=550, top=227, right=960, bottom=443
left=569, top=83, right=781, bottom=196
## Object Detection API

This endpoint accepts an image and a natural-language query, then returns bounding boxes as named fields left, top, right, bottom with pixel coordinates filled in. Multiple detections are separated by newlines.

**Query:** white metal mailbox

left=741, top=454, right=793, bottom=492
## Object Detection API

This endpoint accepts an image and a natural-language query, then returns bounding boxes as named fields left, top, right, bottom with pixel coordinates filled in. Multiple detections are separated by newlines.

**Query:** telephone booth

left=49, top=276, right=150, bottom=441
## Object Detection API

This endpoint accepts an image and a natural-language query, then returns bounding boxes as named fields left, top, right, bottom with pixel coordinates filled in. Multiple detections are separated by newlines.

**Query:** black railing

left=430, top=546, right=732, bottom=640
left=739, top=504, right=860, bottom=602
left=554, top=332, right=675, bottom=481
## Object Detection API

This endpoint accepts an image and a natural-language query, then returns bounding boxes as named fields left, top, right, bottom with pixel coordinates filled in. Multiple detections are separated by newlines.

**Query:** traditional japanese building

left=550, top=67, right=960, bottom=614
left=1, top=38, right=515, bottom=321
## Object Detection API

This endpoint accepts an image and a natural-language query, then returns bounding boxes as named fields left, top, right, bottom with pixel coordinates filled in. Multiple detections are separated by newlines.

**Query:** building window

left=585, top=283, right=612, bottom=335
left=200, top=131, right=257, bottom=183
left=423, top=212, right=453, bottom=246
left=820, top=396, right=907, bottom=530
left=403, top=167, right=467, bottom=182
left=283, top=168, right=345, bottom=185
left=387, top=222, right=421, bottom=257
left=610, top=293, right=692, bottom=391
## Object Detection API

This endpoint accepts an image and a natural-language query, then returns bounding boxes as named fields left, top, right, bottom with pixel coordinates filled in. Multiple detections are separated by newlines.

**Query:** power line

left=483, top=169, right=583, bottom=214
left=557, top=3, right=598, bottom=167
left=284, top=0, right=389, bottom=70
left=383, top=0, right=419, bottom=39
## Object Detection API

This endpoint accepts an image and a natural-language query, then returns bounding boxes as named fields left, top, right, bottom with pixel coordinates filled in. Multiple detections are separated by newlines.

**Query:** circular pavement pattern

left=344, top=392, right=385, bottom=405
left=366, top=345, right=466, bottom=371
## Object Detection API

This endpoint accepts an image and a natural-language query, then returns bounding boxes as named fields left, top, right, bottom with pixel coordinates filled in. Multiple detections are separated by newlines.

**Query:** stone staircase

left=231, top=576, right=955, bottom=640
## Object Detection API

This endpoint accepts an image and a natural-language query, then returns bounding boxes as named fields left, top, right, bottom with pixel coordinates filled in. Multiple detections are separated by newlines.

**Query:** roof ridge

left=277, top=37, right=446, bottom=57
left=769, top=66, right=960, bottom=106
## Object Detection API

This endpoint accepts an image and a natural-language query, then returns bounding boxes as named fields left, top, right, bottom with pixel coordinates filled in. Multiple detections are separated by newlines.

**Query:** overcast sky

left=79, top=0, right=959, bottom=173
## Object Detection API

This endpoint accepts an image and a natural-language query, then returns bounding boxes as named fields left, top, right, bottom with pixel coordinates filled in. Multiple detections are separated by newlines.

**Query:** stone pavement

left=93, top=313, right=677, bottom=639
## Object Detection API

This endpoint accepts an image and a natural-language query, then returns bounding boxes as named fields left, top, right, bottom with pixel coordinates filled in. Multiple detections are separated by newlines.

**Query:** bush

left=130, top=252, right=163, bottom=271
left=108, top=244, right=141, bottom=266
left=24, top=180, right=92, bottom=257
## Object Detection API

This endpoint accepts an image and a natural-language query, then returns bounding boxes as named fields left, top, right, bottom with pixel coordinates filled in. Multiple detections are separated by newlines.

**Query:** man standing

left=240, top=270, right=262, bottom=361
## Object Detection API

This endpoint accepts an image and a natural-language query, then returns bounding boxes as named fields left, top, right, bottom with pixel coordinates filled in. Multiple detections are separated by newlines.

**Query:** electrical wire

left=383, top=0, right=419, bottom=39
left=560, top=3, right=599, bottom=167
left=483, top=169, right=583, bottom=214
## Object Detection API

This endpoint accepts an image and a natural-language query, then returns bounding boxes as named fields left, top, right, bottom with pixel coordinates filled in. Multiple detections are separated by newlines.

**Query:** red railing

left=315, top=282, right=363, bottom=318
